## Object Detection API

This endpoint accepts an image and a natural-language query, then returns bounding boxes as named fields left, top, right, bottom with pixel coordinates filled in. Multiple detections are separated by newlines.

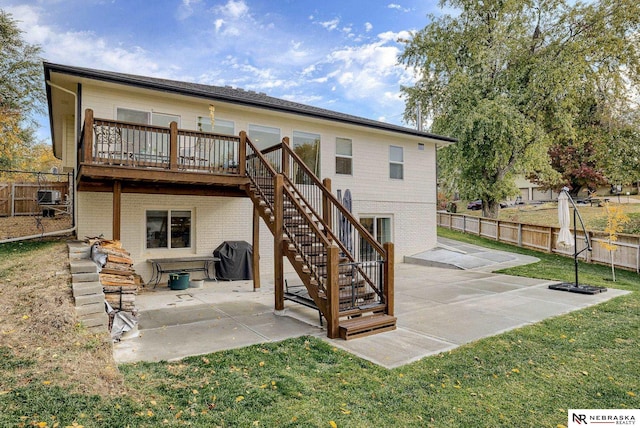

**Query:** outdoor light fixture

left=549, top=187, right=607, bottom=294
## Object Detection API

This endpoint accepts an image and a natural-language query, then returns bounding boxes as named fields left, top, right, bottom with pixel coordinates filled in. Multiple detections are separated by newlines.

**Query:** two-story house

left=44, top=62, right=455, bottom=339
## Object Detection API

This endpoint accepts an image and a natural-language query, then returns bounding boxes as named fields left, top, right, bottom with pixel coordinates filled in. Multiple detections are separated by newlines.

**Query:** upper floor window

left=389, top=145, right=404, bottom=180
left=197, top=117, right=235, bottom=135
left=335, top=137, right=352, bottom=175
left=293, top=131, right=321, bottom=176
left=248, top=124, right=280, bottom=150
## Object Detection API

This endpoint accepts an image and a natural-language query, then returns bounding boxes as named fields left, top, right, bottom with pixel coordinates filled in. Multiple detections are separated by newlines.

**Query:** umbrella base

left=549, top=282, right=607, bottom=295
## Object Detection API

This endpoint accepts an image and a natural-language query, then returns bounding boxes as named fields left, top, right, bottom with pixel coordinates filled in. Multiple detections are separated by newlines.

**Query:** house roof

left=43, top=61, right=456, bottom=143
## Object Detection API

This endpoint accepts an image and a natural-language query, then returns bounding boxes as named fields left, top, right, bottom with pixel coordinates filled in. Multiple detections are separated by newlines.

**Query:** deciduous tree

left=399, top=0, right=640, bottom=217
left=0, top=9, right=46, bottom=172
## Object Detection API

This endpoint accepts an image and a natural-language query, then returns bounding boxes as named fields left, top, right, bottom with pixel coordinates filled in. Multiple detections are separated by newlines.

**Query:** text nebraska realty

left=573, top=413, right=636, bottom=425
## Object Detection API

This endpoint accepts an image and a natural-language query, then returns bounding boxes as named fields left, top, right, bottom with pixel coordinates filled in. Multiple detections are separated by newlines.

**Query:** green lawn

left=1, top=234, right=638, bottom=427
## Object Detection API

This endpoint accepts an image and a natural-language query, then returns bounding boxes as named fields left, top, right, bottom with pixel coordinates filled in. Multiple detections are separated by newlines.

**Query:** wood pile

left=89, top=238, right=138, bottom=312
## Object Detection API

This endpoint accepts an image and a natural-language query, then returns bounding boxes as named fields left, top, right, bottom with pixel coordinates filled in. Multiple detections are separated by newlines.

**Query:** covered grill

left=213, top=241, right=253, bottom=280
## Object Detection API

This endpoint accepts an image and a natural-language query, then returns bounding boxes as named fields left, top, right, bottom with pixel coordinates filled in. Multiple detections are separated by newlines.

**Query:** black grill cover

left=214, top=241, right=253, bottom=280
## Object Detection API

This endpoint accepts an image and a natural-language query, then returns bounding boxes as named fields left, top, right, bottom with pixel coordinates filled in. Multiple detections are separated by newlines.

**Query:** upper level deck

left=77, top=109, right=250, bottom=195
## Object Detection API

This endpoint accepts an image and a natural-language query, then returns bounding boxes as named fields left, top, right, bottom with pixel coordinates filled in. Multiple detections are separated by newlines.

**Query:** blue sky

left=1, top=0, right=449, bottom=141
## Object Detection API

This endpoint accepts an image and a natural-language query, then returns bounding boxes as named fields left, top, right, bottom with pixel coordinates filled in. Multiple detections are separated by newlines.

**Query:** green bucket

left=168, top=272, right=190, bottom=290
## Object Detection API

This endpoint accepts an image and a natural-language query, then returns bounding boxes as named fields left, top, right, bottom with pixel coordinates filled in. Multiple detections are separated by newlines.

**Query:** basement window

left=146, top=210, right=192, bottom=249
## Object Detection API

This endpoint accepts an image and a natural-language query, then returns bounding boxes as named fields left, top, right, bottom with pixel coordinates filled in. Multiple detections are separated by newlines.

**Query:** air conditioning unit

left=37, top=190, right=61, bottom=205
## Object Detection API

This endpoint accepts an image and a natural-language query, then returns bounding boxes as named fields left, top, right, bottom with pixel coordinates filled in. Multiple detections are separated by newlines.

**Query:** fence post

left=496, top=220, right=500, bottom=241
left=518, top=223, right=523, bottom=247
left=463, top=215, right=466, bottom=233
left=548, top=227, right=553, bottom=253
left=586, top=231, right=593, bottom=263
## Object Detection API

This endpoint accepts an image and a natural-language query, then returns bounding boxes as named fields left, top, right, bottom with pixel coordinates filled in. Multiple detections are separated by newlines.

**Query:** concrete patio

left=113, top=239, right=628, bottom=368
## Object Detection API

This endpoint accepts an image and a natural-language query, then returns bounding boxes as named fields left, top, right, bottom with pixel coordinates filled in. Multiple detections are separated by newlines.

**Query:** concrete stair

left=67, top=242, right=108, bottom=333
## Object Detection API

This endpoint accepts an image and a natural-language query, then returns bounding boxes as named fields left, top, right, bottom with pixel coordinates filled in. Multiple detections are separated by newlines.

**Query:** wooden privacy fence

left=437, top=212, right=640, bottom=274
left=0, top=181, right=71, bottom=217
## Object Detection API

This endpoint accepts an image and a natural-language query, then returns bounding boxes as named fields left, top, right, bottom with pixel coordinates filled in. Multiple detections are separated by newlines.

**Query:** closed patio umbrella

left=340, top=189, right=353, bottom=255
left=557, top=190, right=573, bottom=248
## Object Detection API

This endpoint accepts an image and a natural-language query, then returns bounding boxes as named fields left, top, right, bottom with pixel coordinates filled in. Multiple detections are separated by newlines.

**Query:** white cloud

left=214, top=0, right=249, bottom=19
left=387, top=3, right=411, bottom=12
left=319, top=18, right=340, bottom=31
left=176, top=0, right=202, bottom=20
left=365, top=22, right=373, bottom=32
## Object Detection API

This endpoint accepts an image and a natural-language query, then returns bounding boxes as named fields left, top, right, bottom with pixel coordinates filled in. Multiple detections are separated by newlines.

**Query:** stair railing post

left=169, top=121, right=178, bottom=170
left=326, top=244, right=340, bottom=338
left=282, top=137, right=290, bottom=178
left=273, top=173, right=285, bottom=311
left=383, top=242, right=395, bottom=317
left=239, top=131, right=247, bottom=176
left=83, top=109, right=94, bottom=164
left=322, top=178, right=332, bottom=233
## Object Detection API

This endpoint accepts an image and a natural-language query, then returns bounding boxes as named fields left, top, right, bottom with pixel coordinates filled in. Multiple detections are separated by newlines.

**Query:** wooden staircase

left=244, top=135, right=396, bottom=340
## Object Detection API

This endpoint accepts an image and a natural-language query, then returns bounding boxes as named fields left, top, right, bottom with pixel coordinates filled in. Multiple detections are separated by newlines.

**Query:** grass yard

left=0, top=234, right=638, bottom=427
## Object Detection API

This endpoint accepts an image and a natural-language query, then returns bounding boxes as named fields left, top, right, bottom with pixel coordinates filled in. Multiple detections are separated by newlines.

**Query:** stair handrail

left=280, top=142, right=386, bottom=257
left=279, top=142, right=388, bottom=304
left=244, top=133, right=278, bottom=213
left=282, top=185, right=332, bottom=296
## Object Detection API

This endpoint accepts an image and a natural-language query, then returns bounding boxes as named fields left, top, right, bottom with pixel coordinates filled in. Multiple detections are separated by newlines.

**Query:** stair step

left=339, top=314, right=397, bottom=340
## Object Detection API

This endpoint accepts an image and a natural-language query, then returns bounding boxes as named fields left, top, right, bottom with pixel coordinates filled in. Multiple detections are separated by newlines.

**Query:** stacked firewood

left=89, top=238, right=138, bottom=312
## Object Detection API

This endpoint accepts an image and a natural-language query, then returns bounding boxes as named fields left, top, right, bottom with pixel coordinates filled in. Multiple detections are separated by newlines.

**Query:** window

left=116, top=108, right=180, bottom=127
left=359, top=216, right=392, bottom=260
left=335, top=137, right=352, bottom=175
left=248, top=124, right=281, bottom=150
left=146, top=210, right=191, bottom=249
left=197, top=117, right=235, bottom=135
left=293, top=131, right=321, bottom=176
left=389, top=145, right=404, bottom=179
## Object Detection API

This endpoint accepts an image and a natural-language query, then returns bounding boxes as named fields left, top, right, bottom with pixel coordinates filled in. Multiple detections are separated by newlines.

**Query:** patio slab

left=113, top=239, right=630, bottom=368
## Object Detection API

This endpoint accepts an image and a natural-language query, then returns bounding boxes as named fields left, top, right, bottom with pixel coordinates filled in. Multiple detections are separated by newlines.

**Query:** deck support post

left=252, top=205, right=261, bottom=290
left=273, top=174, right=285, bottom=311
left=113, top=180, right=121, bottom=241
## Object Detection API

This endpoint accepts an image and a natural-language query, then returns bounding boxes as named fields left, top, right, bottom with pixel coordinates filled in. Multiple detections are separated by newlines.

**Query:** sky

left=1, top=0, right=451, bottom=143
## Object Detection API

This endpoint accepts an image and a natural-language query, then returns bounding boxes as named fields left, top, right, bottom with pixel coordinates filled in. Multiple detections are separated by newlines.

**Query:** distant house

left=44, top=62, right=455, bottom=338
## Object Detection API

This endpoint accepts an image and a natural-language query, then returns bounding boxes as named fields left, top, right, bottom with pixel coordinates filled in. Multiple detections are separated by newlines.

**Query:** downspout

left=45, top=80, right=78, bottom=236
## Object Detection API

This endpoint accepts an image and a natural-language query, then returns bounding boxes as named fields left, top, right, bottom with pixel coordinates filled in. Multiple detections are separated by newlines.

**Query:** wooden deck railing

left=437, top=211, right=640, bottom=273
left=79, top=109, right=245, bottom=175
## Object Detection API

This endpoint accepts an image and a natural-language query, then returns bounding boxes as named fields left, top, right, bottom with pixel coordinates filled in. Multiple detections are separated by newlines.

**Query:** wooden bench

left=147, top=256, right=220, bottom=287
left=589, top=198, right=609, bottom=207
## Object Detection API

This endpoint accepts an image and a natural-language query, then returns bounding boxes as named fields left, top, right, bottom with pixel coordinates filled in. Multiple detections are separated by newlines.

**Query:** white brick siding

left=70, top=82, right=442, bottom=282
